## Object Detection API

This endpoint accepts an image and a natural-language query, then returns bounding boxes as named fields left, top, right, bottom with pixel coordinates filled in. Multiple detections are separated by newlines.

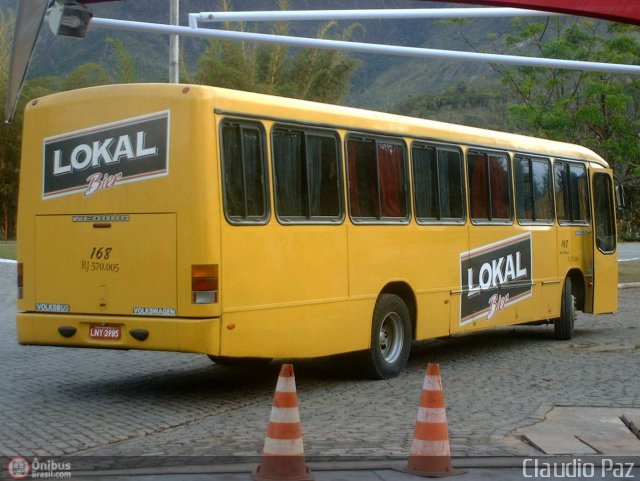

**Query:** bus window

left=593, top=173, right=616, bottom=253
left=468, top=150, right=512, bottom=222
left=347, top=136, right=409, bottom=222
left=221, top=121, right=269, bottom=223
left=571, top=164, right=590, bottom=222
left=272, top=127, right=342, bottom=222
left=412, top=143, right=465, bottom=223
left=554, top=160, right=590, bottom=224
left=515, top=156, right=554, bottom=224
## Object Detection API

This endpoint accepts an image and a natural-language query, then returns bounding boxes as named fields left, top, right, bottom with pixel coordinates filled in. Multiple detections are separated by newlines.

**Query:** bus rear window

left=221, top=121, right=269, bottom=223
left=347, top=136, right=409, bottom=222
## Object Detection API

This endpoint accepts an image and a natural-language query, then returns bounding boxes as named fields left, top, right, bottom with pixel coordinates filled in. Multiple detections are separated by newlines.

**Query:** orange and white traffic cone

left=253, top=364, right=313, bottom=481
left=404, top=363, right=465, bottom=477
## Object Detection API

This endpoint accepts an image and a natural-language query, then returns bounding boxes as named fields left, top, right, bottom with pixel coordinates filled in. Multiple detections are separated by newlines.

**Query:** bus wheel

left=554, top=278, right=576, bottom=340
left=360, top=294, right=412, bottom=379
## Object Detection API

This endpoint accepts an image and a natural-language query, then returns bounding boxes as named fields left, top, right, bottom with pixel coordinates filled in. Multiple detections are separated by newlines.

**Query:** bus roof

left=209, top=86, right=609, bottom=168
left=28, top=83, right=610, bottom=168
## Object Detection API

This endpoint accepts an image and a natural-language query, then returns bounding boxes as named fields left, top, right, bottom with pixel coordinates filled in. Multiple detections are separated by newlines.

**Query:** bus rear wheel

left=554, top=278, right=576, bottom=340
left=358, top=294, right=412, bottom=379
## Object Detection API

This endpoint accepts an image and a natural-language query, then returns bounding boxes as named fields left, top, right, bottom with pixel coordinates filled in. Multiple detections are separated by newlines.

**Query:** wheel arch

left=380, top=281, right=417, bottom=340
left=566, top=268, right=586, bottom=312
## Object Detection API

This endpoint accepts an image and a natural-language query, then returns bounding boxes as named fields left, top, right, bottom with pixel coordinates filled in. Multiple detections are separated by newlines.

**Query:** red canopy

left=419, top=0, right=640, bottom=26
left=77, top=1, right=640, bottom=25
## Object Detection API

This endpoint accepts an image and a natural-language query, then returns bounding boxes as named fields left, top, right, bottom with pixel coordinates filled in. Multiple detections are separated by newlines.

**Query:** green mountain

left=2, top=0, right=515, bottom=119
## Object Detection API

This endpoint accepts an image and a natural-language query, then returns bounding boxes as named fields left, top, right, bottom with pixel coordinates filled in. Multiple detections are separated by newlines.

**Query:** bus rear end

left=16, top=84, right=222, bottom=355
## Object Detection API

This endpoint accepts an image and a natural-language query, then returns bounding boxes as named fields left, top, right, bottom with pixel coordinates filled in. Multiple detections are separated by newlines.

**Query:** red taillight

left=192, top=264, right=218, bottom=304
left=17, top=262, right=24, bottom=299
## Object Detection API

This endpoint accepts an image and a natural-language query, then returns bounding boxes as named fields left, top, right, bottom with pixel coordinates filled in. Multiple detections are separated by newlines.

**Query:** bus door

left=591, top=171, right=618, bottom=313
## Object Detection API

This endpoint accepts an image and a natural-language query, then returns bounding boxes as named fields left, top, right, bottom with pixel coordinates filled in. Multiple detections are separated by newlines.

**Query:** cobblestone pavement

left=1, top=261, right=639, bottom=463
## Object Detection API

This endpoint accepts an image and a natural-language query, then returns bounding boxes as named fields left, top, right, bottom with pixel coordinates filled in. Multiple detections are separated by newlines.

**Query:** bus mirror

left=614, top=177, right=626, bottom=212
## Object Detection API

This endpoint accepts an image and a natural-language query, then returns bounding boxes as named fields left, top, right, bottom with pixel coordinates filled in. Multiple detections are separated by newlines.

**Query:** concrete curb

left=69, top=456, right=640, bottom=478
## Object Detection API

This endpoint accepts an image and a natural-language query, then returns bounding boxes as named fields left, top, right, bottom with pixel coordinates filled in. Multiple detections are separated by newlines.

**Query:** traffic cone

left=253, top=364, right=313, bottom=481
left=404, top=363, right=465, bottom=477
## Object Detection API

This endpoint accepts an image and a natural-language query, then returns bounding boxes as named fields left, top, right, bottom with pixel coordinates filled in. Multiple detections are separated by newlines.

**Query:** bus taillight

left=192, top=264, right=218, bottom=304
left=17, top=262, right=24, bottom=299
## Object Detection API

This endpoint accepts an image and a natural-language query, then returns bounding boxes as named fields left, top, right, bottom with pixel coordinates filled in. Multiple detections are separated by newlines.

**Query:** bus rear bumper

left=16, top=312, right=221, bottom=354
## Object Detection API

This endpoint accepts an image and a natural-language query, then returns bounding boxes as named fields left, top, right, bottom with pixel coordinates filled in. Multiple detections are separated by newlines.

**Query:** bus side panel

left=347, top=224, right=462, bottom=340
left=219, top=224, right=360, bottom=358
left=513, top=225, right=558, bottom=325
left=557, top=223, right=592, bottom=311
left=219, top=300, right=370, bottom=358
left=454, top=226, right=516, bottom=333
left=415, top=226, right=466, bottom=339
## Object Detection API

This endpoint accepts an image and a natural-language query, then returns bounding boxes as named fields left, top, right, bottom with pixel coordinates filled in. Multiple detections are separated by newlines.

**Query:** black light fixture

left=48, top=0, right=93, bottom=38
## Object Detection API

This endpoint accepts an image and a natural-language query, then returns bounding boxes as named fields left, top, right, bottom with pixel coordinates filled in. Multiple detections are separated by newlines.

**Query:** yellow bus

left=16, top=83, right=618, bottom=378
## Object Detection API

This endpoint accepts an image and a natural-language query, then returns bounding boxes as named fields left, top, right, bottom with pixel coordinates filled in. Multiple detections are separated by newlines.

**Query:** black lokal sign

left=42, top=111, right=169, bottom=199
left=460, top=233, right=532, bottom=325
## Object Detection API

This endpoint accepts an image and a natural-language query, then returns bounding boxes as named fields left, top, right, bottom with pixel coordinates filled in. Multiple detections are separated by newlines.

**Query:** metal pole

left=191, top=7, right=561, bottom=24
left=90, top=17, right=640, bottom=75
left=169, top=0, right=179, bottom=83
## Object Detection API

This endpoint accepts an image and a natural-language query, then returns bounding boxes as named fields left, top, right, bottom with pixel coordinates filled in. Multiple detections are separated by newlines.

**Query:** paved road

left=0, top=261, right=638, bottom=471
left=618, top=242, right=640, bottom=261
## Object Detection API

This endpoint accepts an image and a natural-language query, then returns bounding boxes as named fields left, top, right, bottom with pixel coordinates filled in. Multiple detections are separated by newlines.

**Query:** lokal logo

left=7, top=456, right=31, bottom=480
left=42, top=110, right=169, bottom=199
left=460, top=233, right=532, bottom=325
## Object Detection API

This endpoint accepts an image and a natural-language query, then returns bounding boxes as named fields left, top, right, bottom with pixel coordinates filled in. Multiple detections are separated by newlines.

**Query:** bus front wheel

left=554, top=278, right=576, bottom=340
left=359, top=294, right=412, bottom=379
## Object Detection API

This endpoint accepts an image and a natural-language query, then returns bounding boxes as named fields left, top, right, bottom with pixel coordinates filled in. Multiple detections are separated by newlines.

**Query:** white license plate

left=89, top=325, right=121, bottom=340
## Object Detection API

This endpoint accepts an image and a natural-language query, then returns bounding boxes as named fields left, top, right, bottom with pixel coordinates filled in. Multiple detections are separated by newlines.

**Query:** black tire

left=554, top=278, right=575, bottom=340
left=207, top=355, right=272, bottom=368
left=356, top=294, right=412, bottom=379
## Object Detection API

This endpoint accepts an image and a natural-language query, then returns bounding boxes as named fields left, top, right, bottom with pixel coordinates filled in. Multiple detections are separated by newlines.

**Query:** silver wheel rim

left=379, top=312, right=404, bottom=364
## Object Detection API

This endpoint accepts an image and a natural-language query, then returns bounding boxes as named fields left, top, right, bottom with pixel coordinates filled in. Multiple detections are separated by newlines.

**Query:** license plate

left=89, top=325, right=121, bottom=340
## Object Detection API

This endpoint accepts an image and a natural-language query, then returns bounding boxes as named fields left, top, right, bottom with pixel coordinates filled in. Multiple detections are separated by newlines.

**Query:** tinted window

left=412, top=144, right=464, bottom=222
left=593, top=173, right=616, bottom=253
left=554, top=161, right=589, bottom=223
left=221, top=122, right=268, bottom=223
left=515, top=156, right=554, bottom=223
left=468, top=150, right=512, bottom=222
left=347, top=137, right=409, bottom=221
left=272, top=127, right=341, bottom=221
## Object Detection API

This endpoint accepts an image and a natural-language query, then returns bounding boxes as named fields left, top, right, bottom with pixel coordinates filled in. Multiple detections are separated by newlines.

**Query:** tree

left=0, top=8, right=20, bottom=240
left=393, top=80, right=516, bottom=131
left=0, top=22, right=139, bottom=239
left=492, top=17, right=640, bottom=236
left=105, top=38, right=138, bottom=84
left=60, top=38, right=138, bottom=91
left=195, top=0, right=361, bottom=103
